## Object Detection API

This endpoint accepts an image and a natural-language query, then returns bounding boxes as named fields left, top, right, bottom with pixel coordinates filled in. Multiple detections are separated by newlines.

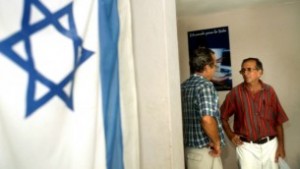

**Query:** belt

left=240, top=136, right=275, bottom=144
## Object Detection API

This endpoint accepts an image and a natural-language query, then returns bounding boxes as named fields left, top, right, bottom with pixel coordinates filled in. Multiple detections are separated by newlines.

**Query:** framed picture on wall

left=188, top=26, right=232, bottom=91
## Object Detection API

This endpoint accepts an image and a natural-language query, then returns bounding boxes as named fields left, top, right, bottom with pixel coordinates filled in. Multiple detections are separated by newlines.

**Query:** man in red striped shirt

left=221, top=58, right=288, bottom=169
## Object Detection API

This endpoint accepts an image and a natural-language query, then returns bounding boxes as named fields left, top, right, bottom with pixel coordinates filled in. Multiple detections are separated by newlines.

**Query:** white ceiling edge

left=176, top=0, right=300, bottom=18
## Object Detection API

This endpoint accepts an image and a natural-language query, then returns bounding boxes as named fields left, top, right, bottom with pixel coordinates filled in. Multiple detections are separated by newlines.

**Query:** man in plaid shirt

left=181, top=47, right=225, bottom=169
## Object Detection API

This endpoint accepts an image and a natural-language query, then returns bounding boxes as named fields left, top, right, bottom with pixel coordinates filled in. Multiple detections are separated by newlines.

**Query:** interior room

left=1, top=1, right=299, bottom=169
left=176, top=0, right=300, bottom=168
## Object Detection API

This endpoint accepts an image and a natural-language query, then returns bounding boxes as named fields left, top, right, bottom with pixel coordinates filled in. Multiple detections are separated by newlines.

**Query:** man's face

left=240, top=60, right=262, bottom=84
left=206, top=54, right=217, bottom=80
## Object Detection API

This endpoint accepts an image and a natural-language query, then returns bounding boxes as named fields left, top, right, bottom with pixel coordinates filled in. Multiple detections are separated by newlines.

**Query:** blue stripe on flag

left=98, top=0, right=124, bottom=169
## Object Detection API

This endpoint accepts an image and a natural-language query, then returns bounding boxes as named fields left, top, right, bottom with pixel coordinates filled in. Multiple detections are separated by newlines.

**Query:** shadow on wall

left=221, top=136, right=238, bottom=169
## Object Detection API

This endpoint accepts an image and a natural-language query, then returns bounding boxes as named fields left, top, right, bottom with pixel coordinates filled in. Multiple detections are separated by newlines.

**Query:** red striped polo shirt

left=221, top=81, right=288, bottom=141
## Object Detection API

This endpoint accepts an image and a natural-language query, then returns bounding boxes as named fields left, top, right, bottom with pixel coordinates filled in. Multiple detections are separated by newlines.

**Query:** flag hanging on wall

left=0, top=0, right=139, bottom=169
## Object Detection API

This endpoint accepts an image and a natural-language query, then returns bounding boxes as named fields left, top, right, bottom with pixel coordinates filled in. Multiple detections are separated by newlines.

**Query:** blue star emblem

left=0, top=1, right=94, bottom=117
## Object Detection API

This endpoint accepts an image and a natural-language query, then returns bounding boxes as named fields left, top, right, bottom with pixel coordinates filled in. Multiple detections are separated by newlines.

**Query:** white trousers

left=185, top=147, right=223, bottom=169
left=236, top=137, right=278, bottom=169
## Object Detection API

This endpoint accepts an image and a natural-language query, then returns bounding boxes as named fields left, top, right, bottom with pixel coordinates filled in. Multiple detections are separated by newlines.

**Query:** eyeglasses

left=213, top=64, right=219, bottom=69
left=239, top=68, right=258, bottom=74
left=209, top=63, right=219, bottom=69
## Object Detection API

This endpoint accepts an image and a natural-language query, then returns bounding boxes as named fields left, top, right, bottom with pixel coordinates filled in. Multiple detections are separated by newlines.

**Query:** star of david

left=0, top=1, right=94, bottom=117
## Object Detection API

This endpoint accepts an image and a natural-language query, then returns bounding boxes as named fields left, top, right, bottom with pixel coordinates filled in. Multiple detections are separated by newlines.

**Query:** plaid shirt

left=221, top=81, right=289, bottom=141
left=181, top=74, right=225, bottom=148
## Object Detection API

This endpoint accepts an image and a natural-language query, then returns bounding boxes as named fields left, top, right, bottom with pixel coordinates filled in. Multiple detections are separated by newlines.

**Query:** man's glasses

left=208, top=63, right=219, bottom=69
left=239, top=68, right=258, bottom=74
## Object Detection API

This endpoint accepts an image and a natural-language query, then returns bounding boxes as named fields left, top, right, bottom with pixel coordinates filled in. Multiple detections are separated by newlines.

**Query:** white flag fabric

left=0, top=0, right=139, bottom=169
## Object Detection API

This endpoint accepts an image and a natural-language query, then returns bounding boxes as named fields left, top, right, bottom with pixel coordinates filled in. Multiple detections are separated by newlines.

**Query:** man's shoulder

left=261, top=82, right=272, bottom=89
left=229, top=83, right=244, bottom=92
left=262, top=83, right=277, bottom=94
left=182, top=75, right=210, bottom=86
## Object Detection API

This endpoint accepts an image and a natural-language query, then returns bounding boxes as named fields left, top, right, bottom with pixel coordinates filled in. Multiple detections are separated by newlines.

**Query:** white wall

left=177, top=2, right=300, bottom=169
left=131, top=0, right=185, bottom=168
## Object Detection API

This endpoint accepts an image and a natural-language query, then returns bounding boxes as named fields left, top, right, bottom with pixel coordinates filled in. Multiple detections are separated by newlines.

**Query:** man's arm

left=220, top=92, right=243, bottom=146
left=275, top=125, right=285, bottom=162
left=201, top=115, right=221, bottom=157
left=221, top=118, right=243, bottom=146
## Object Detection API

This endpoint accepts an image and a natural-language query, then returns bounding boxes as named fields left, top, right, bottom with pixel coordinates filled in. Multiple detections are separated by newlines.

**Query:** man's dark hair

left=242, top=57, right=263, bottom=71
left=189, top=47, right=215, bottom=73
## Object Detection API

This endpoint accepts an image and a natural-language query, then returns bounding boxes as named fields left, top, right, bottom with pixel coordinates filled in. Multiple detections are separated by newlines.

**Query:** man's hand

left=231, top=134, right=243, bottom=147
left=208, top=142, right=222, bottom=157
left=275, top=144, right=286, bottom=162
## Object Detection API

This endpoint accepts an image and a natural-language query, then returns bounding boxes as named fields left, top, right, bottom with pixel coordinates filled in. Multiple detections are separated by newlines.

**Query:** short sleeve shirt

left=181, top=74, right=225, bottom=148
left=221, top=82, right=288, bottom=141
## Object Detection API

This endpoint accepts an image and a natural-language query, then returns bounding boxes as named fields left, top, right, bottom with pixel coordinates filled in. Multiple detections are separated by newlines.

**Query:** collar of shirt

left=242, top=79, right=267, bottom=92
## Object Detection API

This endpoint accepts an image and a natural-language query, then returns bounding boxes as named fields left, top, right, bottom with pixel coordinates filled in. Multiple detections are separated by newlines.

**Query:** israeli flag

left=0, top=0, right=139, bottom=169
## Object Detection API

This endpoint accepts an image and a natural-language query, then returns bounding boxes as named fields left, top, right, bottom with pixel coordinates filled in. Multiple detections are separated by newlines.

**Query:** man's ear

left=203, top=64, right=210, bottom=72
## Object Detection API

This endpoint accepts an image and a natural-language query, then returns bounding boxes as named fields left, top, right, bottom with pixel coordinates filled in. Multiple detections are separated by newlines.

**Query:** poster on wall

left=188, top=26, right=232, bottom=91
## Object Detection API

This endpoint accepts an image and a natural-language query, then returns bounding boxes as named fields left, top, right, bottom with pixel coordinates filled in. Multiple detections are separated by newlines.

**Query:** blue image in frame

left=188, top=26, right=232, bottom=91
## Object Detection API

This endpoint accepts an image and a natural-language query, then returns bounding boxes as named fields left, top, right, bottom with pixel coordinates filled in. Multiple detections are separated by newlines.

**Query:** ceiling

left=176, top=0, right=300, bottom=18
